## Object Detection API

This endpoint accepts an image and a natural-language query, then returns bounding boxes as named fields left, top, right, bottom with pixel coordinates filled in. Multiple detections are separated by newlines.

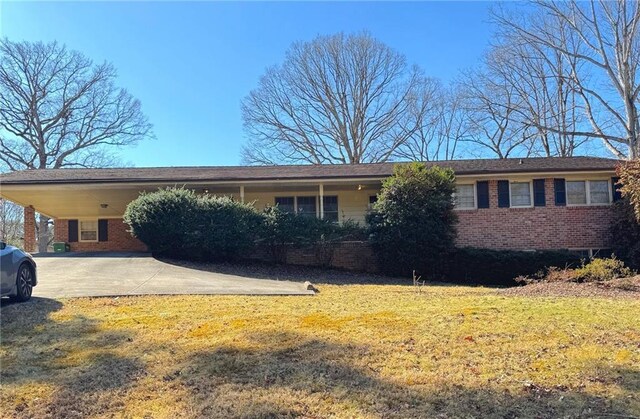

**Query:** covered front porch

left=2, top=178, right=382, bottom=252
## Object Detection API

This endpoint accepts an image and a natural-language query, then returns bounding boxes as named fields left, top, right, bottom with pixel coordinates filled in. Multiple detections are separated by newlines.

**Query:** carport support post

left=23, top=206, right=36, bottom=253
left=319, top=184, right=324, bottom=219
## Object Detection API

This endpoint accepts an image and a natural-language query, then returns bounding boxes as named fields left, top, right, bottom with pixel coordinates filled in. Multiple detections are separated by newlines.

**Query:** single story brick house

left=0, top=157, right=621, bottom=257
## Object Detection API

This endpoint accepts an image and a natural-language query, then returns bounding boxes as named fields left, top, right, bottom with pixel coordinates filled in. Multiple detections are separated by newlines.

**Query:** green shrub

left=192, top=195, right=264, bottom=261
left=367, top=163, right=457, bottom=277
left=258, top=206, right=332, bottom=263
left=124, top=187, right=199, bottom=257
left=445, top=247, right=583, bottom=286
left=124, top=187, right=262, bottom=261
left=611, top=199, right=640, bottom=269
left=573, top=257, right=633, bottom=282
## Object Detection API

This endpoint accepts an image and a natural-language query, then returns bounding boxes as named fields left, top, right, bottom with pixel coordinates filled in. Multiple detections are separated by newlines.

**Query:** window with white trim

left=454, top=184, right=475, bottom=209
left=567, top=180, right=610, bottom=205
left=566, top=181, right=587, bottom=205
left=589, top=180, right=610, bottom=204
left=510, top=182, right=532, bottom=207
left=80, top=220, right=98, bottom=242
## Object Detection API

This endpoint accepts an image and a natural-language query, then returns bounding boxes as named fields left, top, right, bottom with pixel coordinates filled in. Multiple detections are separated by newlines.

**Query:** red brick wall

left=47, top=177, right=613, bottom=256
left=247, top=241, right=378, bottom=272
left=287, top=241, right=378, bottom=272
left=53, top=218, right=147, bottom=252
left=455, top=178, right=613, bottom=250
left=23, top=206, right=36, bottom=253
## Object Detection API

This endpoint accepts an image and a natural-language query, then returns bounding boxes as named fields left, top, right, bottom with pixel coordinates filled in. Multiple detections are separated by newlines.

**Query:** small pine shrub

left=573, top=257, right=633, bottom=282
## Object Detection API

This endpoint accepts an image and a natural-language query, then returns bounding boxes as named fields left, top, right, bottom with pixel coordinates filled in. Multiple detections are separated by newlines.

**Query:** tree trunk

left=37, top=215, right=50, bottom=253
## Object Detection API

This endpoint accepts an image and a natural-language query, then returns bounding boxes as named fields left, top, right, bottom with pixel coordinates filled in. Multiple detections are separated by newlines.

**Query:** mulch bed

left=501, top=276, right=640, bottom=299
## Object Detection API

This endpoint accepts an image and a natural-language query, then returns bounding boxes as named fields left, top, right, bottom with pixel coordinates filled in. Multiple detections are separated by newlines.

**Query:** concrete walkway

left=32, top=253, right=315, bottom=298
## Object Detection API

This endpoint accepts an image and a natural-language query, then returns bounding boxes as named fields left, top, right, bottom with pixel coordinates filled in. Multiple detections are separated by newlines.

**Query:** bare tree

left=487, top=34, right=588, bottom=157
left=0, top=198, right=23, bottom=247
left=241, top=32, right=430, bottom=165
left=457, top=67, right=533, bottom=159
left=493, top=1, right=640, bottom=159
left=395, top=84, right=468, bottom=161
left=0, top=39, right=152, bottom=251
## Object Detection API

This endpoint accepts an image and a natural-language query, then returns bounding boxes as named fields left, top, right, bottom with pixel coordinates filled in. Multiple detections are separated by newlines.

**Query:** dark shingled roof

left=0, top=157, right=619, bottom=185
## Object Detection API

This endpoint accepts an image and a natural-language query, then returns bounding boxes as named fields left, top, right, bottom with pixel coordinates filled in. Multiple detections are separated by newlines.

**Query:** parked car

left=0, top=241, right=37, bottom=302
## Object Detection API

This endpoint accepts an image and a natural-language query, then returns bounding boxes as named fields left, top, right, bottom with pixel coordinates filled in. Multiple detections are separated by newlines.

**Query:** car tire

left=13, top=263, right=33, bottom=302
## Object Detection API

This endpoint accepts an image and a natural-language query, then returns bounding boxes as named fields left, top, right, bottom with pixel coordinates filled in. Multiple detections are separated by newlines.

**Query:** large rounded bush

left=367, top=163, right=458, bottom=277
left=124, top=187, right=262, bottom=261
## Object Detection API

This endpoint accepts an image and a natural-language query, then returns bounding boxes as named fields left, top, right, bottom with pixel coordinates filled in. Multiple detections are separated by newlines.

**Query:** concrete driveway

left=32, top=253, right=315, bottom=298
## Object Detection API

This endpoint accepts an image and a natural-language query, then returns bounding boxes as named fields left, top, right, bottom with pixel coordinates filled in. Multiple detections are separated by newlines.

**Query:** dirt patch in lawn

left=501, top=276, right=640, bottom=299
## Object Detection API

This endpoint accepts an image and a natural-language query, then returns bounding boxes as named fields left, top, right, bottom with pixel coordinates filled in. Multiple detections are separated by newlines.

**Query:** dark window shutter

left=533, top=179, right=546, bottom=207
left=98, top=219, right=108, bottom=242
left=68, top=220, right=78, bottom=242
left=612, top=177, right=622, bottom=202
left=554, top=178, right=566, bottom=206
left=497, top=180, right=510, bottom=208
left=476, top=181, right=490, bottom=208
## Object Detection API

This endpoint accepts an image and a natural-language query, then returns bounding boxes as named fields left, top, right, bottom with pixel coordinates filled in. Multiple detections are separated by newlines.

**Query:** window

left=571, top=248, right=614, bottom=259
left=567, top=180, right=610, bottom=205
left=510, top=182, right=532, bottom=207
left=275, top=197, right=295, bottom=213
left=591, top=248, right=613, bottom=259
left=567, top=181, right=587, bottom=205
left=454, top=184, right=475, bottom=209
left=80, top=220, right=98, bottom=242
left=296, top=196, right=316, bottom=218
left=323, top=196, right=339, bottom=223
left=589, top=180, right=610, bottom=204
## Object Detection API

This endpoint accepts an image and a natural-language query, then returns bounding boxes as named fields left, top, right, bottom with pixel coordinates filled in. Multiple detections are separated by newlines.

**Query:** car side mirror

left=0, top=242, right=6, bottom=250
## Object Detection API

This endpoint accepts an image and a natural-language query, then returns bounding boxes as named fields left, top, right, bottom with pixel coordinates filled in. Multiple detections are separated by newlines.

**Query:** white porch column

left=319, top=184, right=324, bottom=219
left=240, top=185, right=245, bottom=203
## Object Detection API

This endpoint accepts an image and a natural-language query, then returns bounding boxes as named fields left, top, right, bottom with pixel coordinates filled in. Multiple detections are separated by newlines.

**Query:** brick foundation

left=53, top=218, right=147, bottom=252
left=287, top=241, right=377, bottom=272
left=455, top=178, right=613, bottom=250
left=248, top=241, right=378, bottom=272
left=23, top=206, right=36, bottom=253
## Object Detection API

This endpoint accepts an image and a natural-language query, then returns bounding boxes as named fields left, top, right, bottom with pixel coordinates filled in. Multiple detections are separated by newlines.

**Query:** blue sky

left=1, top=1, right=494, bottom=167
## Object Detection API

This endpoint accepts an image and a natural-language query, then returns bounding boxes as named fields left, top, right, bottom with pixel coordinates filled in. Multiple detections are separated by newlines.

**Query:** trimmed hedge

left=124, top=187, right=262, bottom=261
left=443, top=247, right=584, bottom=286
left=259, top=206, right=332, bottom=263
left=124, top=187, right=367, bottom=264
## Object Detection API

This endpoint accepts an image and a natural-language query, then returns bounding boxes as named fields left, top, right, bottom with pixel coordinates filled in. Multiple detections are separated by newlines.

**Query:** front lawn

left=1, top=285, right=638, bottom=418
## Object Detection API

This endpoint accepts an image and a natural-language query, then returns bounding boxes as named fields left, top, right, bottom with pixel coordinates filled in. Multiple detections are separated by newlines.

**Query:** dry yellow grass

left=1, top=284, right=639, bottom=418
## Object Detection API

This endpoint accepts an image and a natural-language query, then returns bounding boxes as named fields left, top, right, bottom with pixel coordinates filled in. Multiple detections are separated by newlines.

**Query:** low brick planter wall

left=248, top=241, right=378, bottom=273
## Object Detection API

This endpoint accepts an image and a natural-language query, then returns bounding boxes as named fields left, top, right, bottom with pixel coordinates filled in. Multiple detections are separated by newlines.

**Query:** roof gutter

left=0, top=168, right=617, bottom=188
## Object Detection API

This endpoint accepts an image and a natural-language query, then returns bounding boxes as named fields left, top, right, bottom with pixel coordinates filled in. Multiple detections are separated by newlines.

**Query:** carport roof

left=0, top=156, right=619, bottom=185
